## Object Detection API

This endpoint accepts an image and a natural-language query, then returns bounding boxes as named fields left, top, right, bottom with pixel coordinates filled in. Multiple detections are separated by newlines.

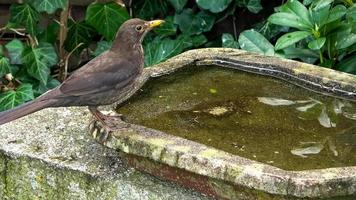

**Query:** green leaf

left=275, top=31, right=311, bottom=50
left=236, top=0, right=263, bottom=14
left=246, top=0, right=263, bottom=13
left=268, top=12, right=312, bottom=30
left=5, top=39, right=24, bottom=65
left=93, top=41, right=112, bottom=57
left=308, top=37, right=326, bottom=50
left=86, top=2, right=130, bottom=40
left=310, top=4, right=330, bottom=27
left=311, top=0, right=333, bottom=11
left=196, top=0, right=232, bottom=13
left=347, top=5, right=356, bottom=22
left=285, top=0, right=313, bottom=27
left=174, top=9, right=215, bottom=35
left=190, top=34, right=208, bottom=47
left=29, top=0, right=67, bottom=14
left=337, top=33, right=356, bottom=49
left=133, top=0, right=169, bottom=19
left=22, top=43, right=58, bottom=84
left=0, top=57, right=11, bottom=77
left=0, top=83, right=34, bottom=111
left=144, top=35, right=192, bottom=66
left=337, top=53, right=356, bottom=74
left=222, top=33, right=239, bottom=48
left=0, top=45, right=3, bottom=56
left=38, top=22, right=60, bottom=44
left=238, top=30, right=275, bottom=56
left=326, top=5, right=347, bottom=24
left=64, top=19, right=96, bottom=55
left=34, top=77, right=60, bottom=97
left=154, top=16, right=177, bottom=36
left=9, top=3, right=39, bottom=35
left=254, top=21, right=289, bottom=40
left=303, top=0, right=313, bottom=6
left=167, top=0, right=187, bottom=12
left=282, top=47, right=319, bottom=60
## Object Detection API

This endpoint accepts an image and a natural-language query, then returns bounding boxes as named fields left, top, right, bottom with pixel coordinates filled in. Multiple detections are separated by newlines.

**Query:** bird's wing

left=59, top=53, right=140, bottom=96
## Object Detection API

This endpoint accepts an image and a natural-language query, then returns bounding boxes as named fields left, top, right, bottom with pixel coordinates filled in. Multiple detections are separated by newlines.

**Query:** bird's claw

left=88, top=113, right=129, bottom=144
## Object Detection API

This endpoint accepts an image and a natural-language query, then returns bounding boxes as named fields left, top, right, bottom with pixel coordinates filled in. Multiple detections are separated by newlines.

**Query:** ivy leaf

left=0, top=57, right=11, bottom=77
left=144, top=35, right=192, bottom=66
left=22, top=43, right=58, bottom=84
left=29, top=0, right=67, bottom=14
left=190, top=34, right=208, bottom=47
left=196, top=0, right=232, bottom=13
left=133, top=0, right=169, bottom=19
left=5, top=39, right=24, bottom=65
left=246, top=0, right=263, bottom=13
left=0, top=83, right=34, bottom=111
left=33, top=77, right=60, bottom=97
left=275, top=31, right=311, bottom=50
left=9, top=3, right=39, bottom=36
left=38, top=22, right=60, bottom=43
left=174, top=9, right=215, bottom=35
left=222, top=33, right=239, bottom=48
left=238, top=30, right=275, bottom=56
left=64, top=19, right=96, bottom=55
left=167, top=0, right=187, bottom=12
left=93, top=41, right=112, bottom=57
left=236, top=0, right=263, bottom=14
left=154, top=16, right=177, bottom=36
left=86, top=2, right=130, bottom=40
left=308, top=37, right=326, bottom=50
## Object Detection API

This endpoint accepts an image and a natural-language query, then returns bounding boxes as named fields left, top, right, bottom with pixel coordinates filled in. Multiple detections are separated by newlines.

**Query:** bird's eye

left=135, top=25, right=143, bottom=31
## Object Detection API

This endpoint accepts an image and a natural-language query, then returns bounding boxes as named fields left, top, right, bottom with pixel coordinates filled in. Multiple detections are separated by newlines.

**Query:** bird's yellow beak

left=147, top=20, right=165, bottom=29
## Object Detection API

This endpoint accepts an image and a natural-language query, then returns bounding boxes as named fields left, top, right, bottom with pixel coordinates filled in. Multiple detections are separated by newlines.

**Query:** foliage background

left=0, top=0, right=355, bottom=110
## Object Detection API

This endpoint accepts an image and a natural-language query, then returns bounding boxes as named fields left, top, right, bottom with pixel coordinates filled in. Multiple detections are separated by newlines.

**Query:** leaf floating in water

left=328, top=139, right=338, bottom=157
left=209, top=88, right=217, bottom=94
left=291, top=142, right=324, bottom=158
left=318, top=107, right=336, bottom=128
left=257, top=97, right=296, bottom=106
left=296, top=102, right=319, bottom=112
left=333, top=99, right=345, bottom=115
left=342, top=106, right=356, bottom=120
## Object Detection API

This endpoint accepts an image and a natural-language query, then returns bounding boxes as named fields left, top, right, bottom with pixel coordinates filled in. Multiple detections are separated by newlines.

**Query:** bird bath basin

left=96, top=48, right=356, bottom=199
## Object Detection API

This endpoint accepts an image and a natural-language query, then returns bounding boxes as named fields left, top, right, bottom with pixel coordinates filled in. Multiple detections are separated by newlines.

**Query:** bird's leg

left=88, top=106, right=128, bottom=143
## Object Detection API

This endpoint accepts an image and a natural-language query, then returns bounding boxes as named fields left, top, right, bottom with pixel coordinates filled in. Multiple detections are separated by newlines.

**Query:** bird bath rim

left=99, top=48, right=356, bottom=199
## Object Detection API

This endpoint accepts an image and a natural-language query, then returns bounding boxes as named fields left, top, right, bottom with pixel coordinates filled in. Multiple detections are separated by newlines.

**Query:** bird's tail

left=0, top=99, right=54, bottom=125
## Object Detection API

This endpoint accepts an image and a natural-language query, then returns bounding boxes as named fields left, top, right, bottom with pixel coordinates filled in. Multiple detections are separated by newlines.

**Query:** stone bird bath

left=1, top=48, right=356, bottom=199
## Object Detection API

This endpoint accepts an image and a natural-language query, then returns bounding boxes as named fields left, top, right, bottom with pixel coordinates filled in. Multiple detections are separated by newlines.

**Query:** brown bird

left=0, top=18, right=164, bottom=132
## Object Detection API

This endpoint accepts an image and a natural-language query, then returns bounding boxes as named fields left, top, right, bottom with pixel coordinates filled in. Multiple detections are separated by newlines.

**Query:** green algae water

left=118, top=66, right=356, bottom=170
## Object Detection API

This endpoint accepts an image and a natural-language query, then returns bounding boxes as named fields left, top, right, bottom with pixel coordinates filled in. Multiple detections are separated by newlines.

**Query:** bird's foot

left=88, top=111, right=129, bottom=144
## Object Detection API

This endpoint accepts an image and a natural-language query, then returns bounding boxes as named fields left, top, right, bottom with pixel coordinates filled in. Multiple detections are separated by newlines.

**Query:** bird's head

left=113, top=18, right=164, bottom=51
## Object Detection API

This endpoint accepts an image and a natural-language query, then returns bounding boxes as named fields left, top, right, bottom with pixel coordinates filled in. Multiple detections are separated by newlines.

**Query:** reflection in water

left=118, top=66, right=356, bottom=170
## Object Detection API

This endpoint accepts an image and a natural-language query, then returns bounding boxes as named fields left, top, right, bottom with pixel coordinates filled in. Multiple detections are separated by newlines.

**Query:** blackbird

left=0, top=18, right=164, bottom=131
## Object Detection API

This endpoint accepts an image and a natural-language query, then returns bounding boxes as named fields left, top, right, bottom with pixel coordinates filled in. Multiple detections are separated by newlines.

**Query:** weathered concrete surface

left=0, top=107, right=210, bottom=200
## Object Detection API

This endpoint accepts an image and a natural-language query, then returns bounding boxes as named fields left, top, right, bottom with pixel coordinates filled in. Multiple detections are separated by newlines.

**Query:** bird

left=0, top=18, right=164, bottom=136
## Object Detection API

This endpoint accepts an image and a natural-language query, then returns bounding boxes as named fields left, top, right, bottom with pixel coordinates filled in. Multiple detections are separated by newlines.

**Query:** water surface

left=118, top=66, right=356, bottom=170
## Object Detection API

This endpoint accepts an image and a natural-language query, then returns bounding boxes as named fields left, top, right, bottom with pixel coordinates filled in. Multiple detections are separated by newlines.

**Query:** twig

left=58, top=4, right=69, bottom=81
left=62, top=43, right=84, bottom=80
left=232, top=16, right=238, bottom=40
